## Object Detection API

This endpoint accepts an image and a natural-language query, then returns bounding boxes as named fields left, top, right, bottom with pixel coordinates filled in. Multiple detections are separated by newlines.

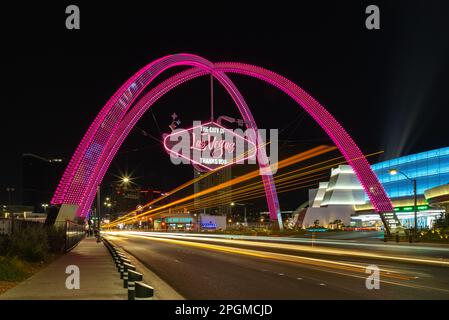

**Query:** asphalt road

left=105, top=231, right=449, bottom=299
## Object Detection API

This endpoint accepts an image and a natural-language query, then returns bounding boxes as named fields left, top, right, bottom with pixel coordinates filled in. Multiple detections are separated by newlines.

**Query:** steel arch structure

left=51, top=53, right=394, bottom=232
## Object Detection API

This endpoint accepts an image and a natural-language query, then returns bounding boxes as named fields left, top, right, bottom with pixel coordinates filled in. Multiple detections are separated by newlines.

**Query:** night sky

left=1, top=1, right=448, bottom=210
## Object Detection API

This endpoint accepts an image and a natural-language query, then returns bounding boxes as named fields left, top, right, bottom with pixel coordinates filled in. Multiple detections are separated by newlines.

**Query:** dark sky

left=1, top=1, right=448, bottom=209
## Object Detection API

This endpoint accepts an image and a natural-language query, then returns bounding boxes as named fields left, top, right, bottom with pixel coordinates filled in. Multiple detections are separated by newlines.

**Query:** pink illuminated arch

left=51, top=54, right=394, bottom=232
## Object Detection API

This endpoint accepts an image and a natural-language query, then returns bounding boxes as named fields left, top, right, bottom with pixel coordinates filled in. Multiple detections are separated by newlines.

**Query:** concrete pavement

left=0, top=237, right=127, bottom=300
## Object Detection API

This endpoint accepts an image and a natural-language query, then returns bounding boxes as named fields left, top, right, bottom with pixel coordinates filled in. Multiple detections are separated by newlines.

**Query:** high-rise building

left=193, top=166, right=232, bottom=216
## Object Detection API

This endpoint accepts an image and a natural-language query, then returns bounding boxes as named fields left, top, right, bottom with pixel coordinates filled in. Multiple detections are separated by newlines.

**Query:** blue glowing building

left=302, top=147, right=449, bottom=229
left=371, top=146, right=449, bottom=199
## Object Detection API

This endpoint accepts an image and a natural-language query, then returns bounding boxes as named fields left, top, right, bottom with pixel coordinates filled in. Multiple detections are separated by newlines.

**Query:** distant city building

left=1, top=205, right=35, bottom=217
left=122, top=213, right=227, bottom=232
left=109, top=183, right=166, bottom=218
left=193, top=167, right=232, bottom=216
left=302, top=146, right=449, bottom=229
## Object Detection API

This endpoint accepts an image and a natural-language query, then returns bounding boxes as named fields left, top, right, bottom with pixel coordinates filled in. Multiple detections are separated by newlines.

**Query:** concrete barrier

left=123, top=262, right=136, bottom=288
left=102, top=237, right=157, bottom=300
left=135, top=282, right=154, bottom=300
left=127, top=270, right=143, bottom=300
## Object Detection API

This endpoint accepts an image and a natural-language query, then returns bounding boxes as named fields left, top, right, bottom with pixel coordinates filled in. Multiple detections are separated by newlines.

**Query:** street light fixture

left=41, top=203, right=49, bottom=213
left=389, top=169, right=418, bottom=241
left=389, top=169, right=398, bottom=176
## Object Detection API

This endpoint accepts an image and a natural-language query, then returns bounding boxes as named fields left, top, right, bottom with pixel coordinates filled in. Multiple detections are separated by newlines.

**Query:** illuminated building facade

left=425, top=184, right=449, bottom=214
left=369, top=147, right=449, bottom=200
left=303, top=165, right=366, bottom=228
left=193, top=167, right=232, bottom=216
left=303, top=147, right=449, bottom=229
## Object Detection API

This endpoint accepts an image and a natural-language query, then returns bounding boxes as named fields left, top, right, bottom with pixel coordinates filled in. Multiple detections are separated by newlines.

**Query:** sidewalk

left=0, top=237, right=127, bottom=300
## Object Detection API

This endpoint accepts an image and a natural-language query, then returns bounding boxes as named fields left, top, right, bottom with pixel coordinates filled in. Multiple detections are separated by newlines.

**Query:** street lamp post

left=389, top=169, right=418, bottom=241
left=244, top=206, right=247, bottom=225
left=6, top=187, right=15, bottom=205
left=231, top=202, right=248, bottom=226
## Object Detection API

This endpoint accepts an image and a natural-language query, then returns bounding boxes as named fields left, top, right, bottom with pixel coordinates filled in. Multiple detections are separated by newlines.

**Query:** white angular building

left=302, top=165, right=366, bottom=228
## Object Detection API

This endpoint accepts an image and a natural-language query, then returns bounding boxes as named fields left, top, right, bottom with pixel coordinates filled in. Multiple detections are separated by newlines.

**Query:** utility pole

left=413, top=178, right=418, bottom=238
left=244, top=206, right=247, bottom=225
left=231, top=202, right=249, bottom=226
left=6, top=187, right=15, bottom=205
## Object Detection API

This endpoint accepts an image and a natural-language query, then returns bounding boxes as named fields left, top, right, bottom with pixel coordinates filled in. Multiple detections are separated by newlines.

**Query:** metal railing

left=64, top=220, right=86, bottom=253
left=0, top=218, right=85, bottom=253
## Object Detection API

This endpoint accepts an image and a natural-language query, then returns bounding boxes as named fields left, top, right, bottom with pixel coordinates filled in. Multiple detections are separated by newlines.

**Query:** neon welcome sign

left=163, top=121, right=258, bottom=171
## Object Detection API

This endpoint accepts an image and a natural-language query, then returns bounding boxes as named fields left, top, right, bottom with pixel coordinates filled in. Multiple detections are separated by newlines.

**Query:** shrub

left=0, top=235, right=10, bottom=255
left=8, top=226, right=49, bottom=262
left=0, top=256, right=31, bottom=281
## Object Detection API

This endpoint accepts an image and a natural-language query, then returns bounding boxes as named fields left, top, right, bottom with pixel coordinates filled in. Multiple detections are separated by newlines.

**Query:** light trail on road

left=136, top=231, right=449, bottom=253
left=104, top=232, right=413, bottom=281
left=105, top=231, right=449, bottom=268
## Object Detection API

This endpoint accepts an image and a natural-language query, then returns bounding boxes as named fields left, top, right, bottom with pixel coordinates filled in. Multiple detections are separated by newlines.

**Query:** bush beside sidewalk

left=0, top=225, right=65, bottom=294
left=0, top=255, right=62, bottom=294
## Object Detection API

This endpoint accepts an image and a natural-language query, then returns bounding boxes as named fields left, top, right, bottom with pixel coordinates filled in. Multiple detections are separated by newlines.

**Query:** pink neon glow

left=76, top=59, right=280, bottom=221
left=213, top=62, right=393, bottom=213
left=162, top=121, right=258, bottom=172
left=51, top=54, right=393, bottom=226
